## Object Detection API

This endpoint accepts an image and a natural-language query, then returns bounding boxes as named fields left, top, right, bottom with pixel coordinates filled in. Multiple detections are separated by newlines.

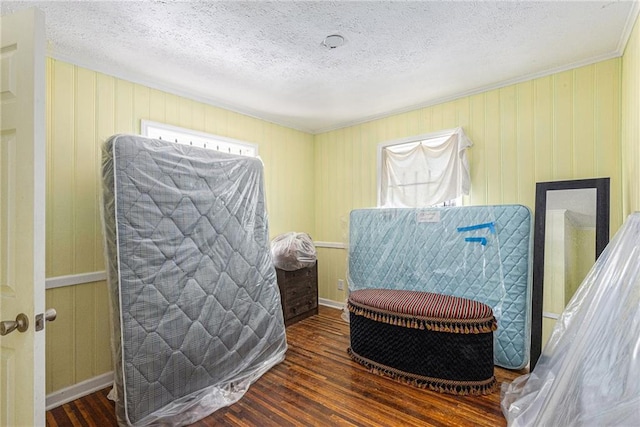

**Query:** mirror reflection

left=542, top=188, right=597, bottom=347
left=531, top=177, right=609, bottom=370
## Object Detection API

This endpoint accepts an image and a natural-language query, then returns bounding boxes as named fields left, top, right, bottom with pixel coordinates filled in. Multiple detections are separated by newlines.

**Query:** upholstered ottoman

left=347, top=289, right=497, bottom=395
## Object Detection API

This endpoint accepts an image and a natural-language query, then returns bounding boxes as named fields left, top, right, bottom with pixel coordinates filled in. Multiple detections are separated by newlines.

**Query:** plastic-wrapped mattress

left=101, top=134, right=287, bottom=426
left=502, top=212, right=640, bottom=426
left=349, top=205, right=532, bottom=369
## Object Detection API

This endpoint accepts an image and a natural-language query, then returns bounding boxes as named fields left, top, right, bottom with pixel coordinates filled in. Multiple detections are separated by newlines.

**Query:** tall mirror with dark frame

left=530, top=178, right=610, bottom=370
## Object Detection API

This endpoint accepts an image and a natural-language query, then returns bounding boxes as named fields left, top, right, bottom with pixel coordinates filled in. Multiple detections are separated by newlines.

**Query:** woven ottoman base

left=348, top=289, right=497, bottom=395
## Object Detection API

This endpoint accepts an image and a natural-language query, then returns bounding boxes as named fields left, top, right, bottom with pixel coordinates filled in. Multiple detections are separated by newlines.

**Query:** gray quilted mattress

left=101, top=134, right=287, bottom=426
left=348, top=205, right=532, bottom=369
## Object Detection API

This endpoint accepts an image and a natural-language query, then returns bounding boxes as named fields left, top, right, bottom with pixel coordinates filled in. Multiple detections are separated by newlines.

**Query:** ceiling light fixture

left=322, top=34, right=345, bottom=49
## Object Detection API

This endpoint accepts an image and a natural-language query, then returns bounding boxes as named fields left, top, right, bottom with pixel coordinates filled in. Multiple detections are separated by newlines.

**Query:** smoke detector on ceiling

left=322, top=34, right=345, bottom=49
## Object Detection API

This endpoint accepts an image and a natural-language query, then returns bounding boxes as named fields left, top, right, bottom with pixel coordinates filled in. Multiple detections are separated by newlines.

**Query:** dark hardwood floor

left=46, top=306, right=526, bottom=426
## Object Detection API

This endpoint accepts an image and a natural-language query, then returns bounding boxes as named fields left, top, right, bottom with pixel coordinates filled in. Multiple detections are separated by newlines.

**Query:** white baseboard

left=319, top=298, right=346, bottom=310
left=45, top=301, right=345, bottom=411
left=46, top=371, right=114, bottom=410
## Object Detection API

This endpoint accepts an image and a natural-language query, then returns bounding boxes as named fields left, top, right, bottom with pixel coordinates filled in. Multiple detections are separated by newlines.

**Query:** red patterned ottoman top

left=348, top=289, right=497, bottom=334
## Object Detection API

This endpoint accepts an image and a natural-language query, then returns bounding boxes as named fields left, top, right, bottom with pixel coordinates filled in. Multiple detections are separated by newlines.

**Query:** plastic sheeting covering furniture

left=101, top=134, right=287, bottom=426
left=271, top=232, right=317, bottom=271
left=501, top=212, right=640, bottom=426
left=348, top=205, right=533, bottom=369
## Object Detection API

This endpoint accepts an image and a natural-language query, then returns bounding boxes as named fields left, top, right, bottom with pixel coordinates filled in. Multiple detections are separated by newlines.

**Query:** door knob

left=0, top=313, right=29, bottom=336
left=44, top=308, right=57, bottom=322
left=35, top=308, right=57, bottom=331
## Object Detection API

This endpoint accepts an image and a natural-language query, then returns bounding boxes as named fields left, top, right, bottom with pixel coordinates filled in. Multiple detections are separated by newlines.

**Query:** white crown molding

left=47, top=51, right=316, bottom=134
left=617, top=0, right=640, bottom=55
left=312, top=51, right=623, bottom=134
left=49, top=33, right=631, bottom=136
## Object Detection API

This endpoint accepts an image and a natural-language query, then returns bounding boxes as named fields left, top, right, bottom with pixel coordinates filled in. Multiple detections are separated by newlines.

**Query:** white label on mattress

left=416, top=210, right=440, bottom=223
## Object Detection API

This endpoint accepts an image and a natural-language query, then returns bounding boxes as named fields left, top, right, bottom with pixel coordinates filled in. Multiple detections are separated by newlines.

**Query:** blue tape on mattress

left=348, top=205, right=532, bottom=369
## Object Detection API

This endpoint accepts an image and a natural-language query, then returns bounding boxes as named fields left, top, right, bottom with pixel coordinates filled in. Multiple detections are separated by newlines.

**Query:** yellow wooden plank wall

left=622, top=13, right=640, bottom=216
left=44, top=58, right=314, bottom=394
left=314, top=59, right=624, bottom=305
left=45, top=281, right=111, bottom=393
left=45, top=16, right=640, bottom=390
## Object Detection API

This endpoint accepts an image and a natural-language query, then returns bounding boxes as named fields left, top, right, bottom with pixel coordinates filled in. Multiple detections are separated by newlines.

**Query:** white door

left=0, top=7, right=46, bottom=427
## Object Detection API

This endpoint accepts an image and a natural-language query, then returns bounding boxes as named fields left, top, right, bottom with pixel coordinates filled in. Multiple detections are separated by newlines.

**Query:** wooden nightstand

left=275, top=262, right=318, bottom=326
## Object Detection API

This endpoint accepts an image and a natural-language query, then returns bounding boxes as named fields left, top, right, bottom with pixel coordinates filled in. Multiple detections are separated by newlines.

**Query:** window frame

left=141, top=120, right=259, bottom=157
left=376, top=127, right=464, bottom=208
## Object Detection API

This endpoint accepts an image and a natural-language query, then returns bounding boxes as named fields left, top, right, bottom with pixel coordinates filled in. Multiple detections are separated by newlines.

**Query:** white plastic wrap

left=348, top=206, right=532, bottom=369
left=271, top=232, right=317, bottom=271
left=501, top=212, right=640, bottom=426
left=101, top=135, right=287, bottom=426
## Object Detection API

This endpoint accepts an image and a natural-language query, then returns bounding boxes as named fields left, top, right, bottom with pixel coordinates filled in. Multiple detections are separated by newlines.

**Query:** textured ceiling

left=2, top=1, right=638, bottom=133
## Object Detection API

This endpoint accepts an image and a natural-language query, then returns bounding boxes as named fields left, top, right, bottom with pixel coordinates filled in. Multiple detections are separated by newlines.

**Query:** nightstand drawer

left=283, top=267, right=315, bottom=280
left=284, top=279, right=316, bottom=299
left=276, top=262, right=318, bottom=326
left=284, top=296, right=317, bottom=319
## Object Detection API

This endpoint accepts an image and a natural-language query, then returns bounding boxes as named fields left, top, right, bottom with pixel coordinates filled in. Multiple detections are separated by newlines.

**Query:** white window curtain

left=380, top=127, right=472, bottom=208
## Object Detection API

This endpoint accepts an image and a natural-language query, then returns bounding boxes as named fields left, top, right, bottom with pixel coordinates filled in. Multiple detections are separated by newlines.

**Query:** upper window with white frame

left=141, top=120, right=258, bottom=157
left=377, top=127, right=472, bottom=208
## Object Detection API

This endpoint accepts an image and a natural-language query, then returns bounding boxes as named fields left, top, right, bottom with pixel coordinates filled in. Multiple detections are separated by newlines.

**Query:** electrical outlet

left=337, top=279, right=344, bottom=290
